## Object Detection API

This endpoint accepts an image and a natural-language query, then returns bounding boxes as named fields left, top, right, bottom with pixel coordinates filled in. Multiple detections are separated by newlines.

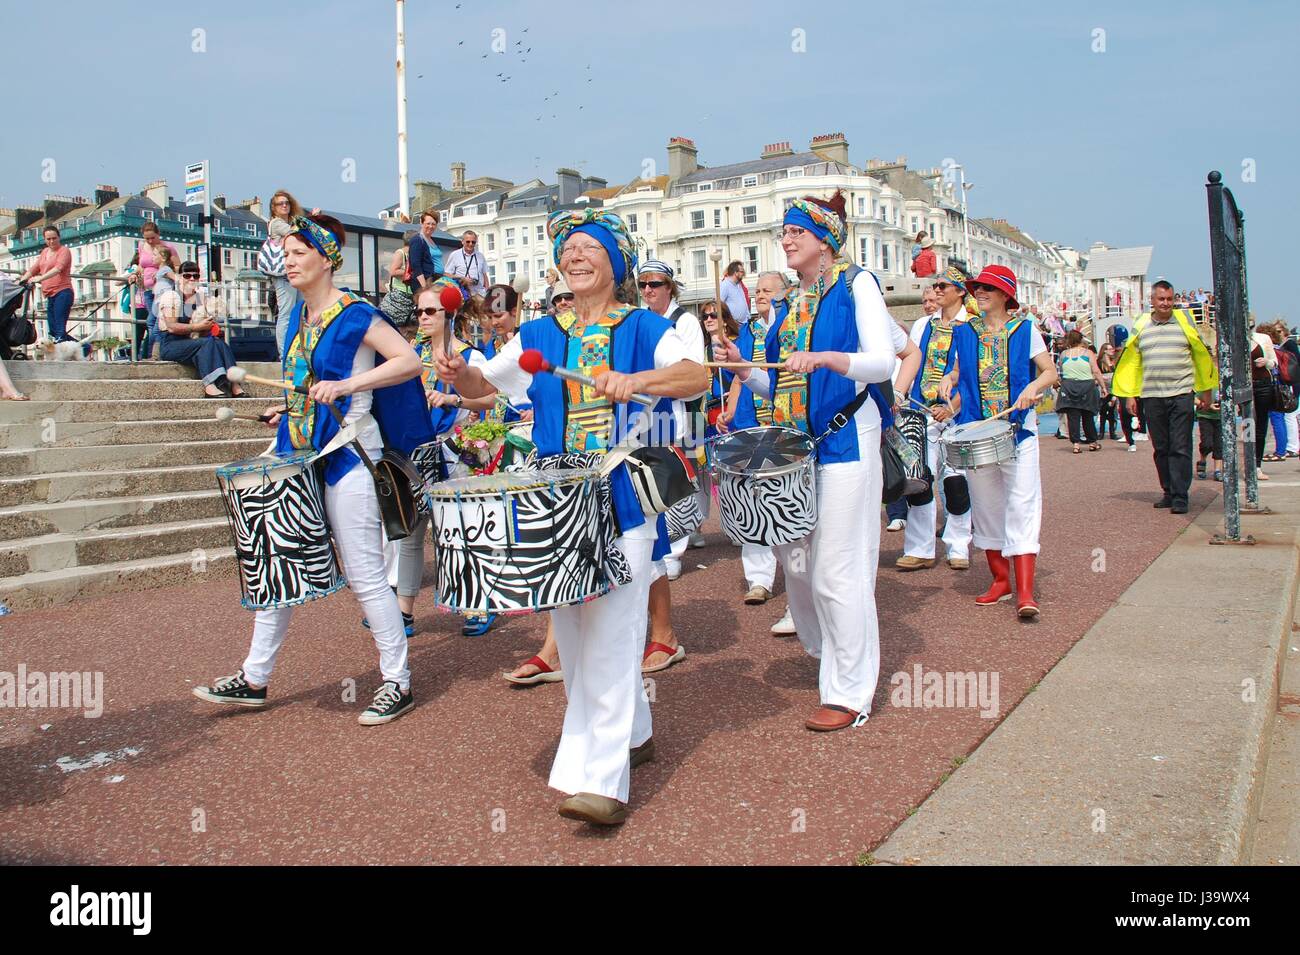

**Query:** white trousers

left=1288, top=409, right=1299, bottom=455
left=549, top=535, right=655, bottom=802
left=741, top=543, right=777, bottom=589
left=243, top=463, right=411, bottom=689
left=775, top=454, right=882, bottom=714
left=965, top=435, right=1042, bottom=557
left=903, top=419, right=972, bottom=560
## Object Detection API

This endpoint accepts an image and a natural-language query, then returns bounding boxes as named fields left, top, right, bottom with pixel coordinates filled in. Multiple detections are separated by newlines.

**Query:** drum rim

left=216, top=449, right=317, bottom=475
left=713, top=425, right=817, bottom=479
left=426, top=466, right=603, bottom=499
left=941, top=418, right=1016, bottom=442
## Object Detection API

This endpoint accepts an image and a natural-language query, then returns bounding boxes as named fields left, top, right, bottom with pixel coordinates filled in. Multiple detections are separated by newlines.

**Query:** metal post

left=1237, top=208, right=1261, bottom=511
left=395, top=0, right=410, bottom=221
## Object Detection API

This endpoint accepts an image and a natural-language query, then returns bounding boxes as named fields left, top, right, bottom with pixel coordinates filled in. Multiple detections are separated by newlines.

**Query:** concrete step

left=0, top=489, right=226, bottom=539
left=7, top=359, right=283, bottom=381
left=12, top=379, right=281, bottom=401
left=0, top=517, right=230, bottom=576
left=0, top=437, right=268, bottom=478
left=0, top=546, right=236, bottom=612
left=2, top=416, right=267, bottom=448
left=0, top=396, right=271, bottom=425
left=0, top=462, right=228, bottom=507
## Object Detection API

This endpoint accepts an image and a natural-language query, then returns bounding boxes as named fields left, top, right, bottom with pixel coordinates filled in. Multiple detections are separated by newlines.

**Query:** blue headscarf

left=547, top=209, right=637, bottom=285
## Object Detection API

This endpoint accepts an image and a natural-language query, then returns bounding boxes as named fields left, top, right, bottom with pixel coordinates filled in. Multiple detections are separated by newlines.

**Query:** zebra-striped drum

left=216, top=450, right=345, bottom=611
left=713, top=426, right=818, bottom=546
left=409, top=439, right=447, bottom=516
left=427, top=468, right=617, bottom=615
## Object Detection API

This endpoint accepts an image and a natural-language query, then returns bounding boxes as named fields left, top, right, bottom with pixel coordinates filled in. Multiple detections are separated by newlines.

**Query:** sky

left=4, top=0, right=1294, bottom=316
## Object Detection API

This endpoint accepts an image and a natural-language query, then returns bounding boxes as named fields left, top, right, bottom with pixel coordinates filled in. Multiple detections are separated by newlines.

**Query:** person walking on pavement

left=1111, top=281, right=1219, bottom=512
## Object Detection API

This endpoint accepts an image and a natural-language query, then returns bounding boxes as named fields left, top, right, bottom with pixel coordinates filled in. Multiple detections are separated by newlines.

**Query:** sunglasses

left=933, top=283, right=953, bottom=292
left=415, top=306, right=444, bottom=317
left=702, top=312, right=718, bottom=320
left=181, top=273, right=200, bottom=280
left=638, top=280, right=668, bottom=290
left=968, top=283, right=995, bottom=293
left=553, top=293, right=575, bottom=302
left=463, top=240, right=477, bottom=245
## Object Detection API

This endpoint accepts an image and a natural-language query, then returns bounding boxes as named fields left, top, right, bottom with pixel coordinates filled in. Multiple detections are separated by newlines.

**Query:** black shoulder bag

left=814, top=381, right=910, bottom=504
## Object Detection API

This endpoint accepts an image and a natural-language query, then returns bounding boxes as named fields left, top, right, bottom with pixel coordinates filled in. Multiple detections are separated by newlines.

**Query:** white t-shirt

left=662, top=300, right=707, bottom=438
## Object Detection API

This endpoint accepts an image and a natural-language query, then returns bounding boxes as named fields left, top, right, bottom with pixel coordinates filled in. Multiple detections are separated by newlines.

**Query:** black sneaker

left=1153, top=497, right=1173, bottom=509
left=1171, top=500, right=1189, bottom=514
left=192, top=669, right=267, bottom=708
left=358, top=680, right=414, bottom=725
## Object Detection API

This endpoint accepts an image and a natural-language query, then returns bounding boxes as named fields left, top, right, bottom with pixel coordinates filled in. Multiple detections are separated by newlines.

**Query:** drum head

left=428, top=467, right=602, bottom=499
left=714, top=427, right=814, bottom=472
left=945, top=418, right=1014, bottom=442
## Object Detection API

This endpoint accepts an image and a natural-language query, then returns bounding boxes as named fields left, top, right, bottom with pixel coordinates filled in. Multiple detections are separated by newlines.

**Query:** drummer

left=938, top=265, right=1057, bottom=619
left=393, top=279, right=498, bottom=639
left=714, top=191, right=904, bottom=732
left=193, top=213, right=432, bottom=724
left=895, top=267, right=974, bottom=573
left=484, top=283, right=534, bottom=425
left=436, top=208, right=707, bottom=825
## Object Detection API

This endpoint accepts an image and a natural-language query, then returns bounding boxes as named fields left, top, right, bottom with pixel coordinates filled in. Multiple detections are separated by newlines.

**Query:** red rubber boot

left=1013, top=554, right=1039, bottom=619
left=975, top=549, right=1012, bottom=606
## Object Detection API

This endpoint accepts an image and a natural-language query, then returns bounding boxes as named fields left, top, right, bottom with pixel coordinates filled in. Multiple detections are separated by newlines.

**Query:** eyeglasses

left=415, top=307, right=444, bottom=317
left=273, top=200, right=290, bottom=207
left=638, top=280, right=668, bottom=290
left=463, top=240, right=476, bottom=245
left=779, top=227, right=807, bottom=240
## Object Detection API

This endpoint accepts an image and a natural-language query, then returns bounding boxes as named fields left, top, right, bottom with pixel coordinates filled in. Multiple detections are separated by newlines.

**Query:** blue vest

left=518, top=308, right=677, bottom=537
left=728, top=300, right=788, bottom=430
left=276, top=296, right=435, bottom=484
left=420, top=341, right=479, bottom=437
left=945, top=319, right=1036, bottom=443
left=765, top=267, right=893, bottom=464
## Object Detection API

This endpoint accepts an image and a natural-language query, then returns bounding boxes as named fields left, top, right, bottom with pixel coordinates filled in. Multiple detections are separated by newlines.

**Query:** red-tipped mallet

left=439, top=284, right=464, bottom=358
left=519, top=348, right=656, bottom=407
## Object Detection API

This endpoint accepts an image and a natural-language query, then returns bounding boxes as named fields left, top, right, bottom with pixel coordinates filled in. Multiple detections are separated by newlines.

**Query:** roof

left=975, top=218, right=1039, bottom=251
left=82, top=259, right=116, bottom=274
left=676, top=151, right=850, bottom=185
left=1083, top=246, right=1154, bottom=280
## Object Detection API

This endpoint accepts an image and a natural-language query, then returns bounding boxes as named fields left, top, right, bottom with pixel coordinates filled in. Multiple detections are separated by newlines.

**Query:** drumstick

left=215, top=406, right=285, bottom=424
left=704, top=361, right=786, bottom=369
left=226, top=367, right=305, bottom=394
left=439, top=284, right=462, bottom=359
left=518, top=349, right=656, bottom=408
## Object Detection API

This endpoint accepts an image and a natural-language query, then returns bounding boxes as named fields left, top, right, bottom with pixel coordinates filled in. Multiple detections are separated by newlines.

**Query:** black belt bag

left=323, top=403, right=423, bottom=541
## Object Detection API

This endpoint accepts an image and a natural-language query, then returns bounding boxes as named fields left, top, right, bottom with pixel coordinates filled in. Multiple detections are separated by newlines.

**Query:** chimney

left=581, top=175, right=608, bottom=194
left=810, top=132, right=850, bottom=166
left=15, top=206, right=43, bottom=232
left=212, top=195, right=227, bottom=213
left=414, top=180, right=444, bottom=213
left=94, top=184, right=120, bottom=207
left=761, top=141, right=794, bottom=160
left=556, top=168, right=583, bottom=206
left=450, top=162, right=466, bottom=191
left=667, top=137, right=698, bottom=180
left=43, top=194, right=89, bottom=226
left=143, top=179, right=167, bottom=209
left=232, top=196, right=264, bottom=218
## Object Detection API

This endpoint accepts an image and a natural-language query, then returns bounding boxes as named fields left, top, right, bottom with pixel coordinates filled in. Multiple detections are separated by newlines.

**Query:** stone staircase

left=0, top=359, right=285, bottom=611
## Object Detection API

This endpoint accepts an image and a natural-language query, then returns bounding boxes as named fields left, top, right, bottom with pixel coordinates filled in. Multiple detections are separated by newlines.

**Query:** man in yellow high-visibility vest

left=1112, top=281, right=1218, bottom=514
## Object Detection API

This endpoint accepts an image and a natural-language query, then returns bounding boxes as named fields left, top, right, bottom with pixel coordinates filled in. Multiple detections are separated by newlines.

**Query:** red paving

left=0, top=436, right=1221, bottom=864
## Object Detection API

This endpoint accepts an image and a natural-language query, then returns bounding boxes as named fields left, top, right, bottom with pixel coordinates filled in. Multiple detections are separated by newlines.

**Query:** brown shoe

left=804, top=704, right=860, bottom=732
left=895, top=555, right=936, bottom=571
left=630, top=738, right=655, bottom=769
left=558, top=792, right=628, bottom=826
left=947, top=556, right=970, bottom=570
left=744, top=585, right=772, bottom=605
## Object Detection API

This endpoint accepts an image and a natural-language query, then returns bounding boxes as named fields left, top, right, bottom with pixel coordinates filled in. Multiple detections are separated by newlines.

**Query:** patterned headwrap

left=638, top=259, right=674, bottom=279
left=291, top=216, right=343, bottom=272
left=783, top=198, right=847, bottom=255
left=937, top=265, right=969, bottom=293
left=547, top=208, right=638, bottom=284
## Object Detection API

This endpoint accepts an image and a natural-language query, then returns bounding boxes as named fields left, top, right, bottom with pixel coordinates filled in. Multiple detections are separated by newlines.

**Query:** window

left=742, top=175, right=758, bottom=188
left=142, top=210, right=155, bottom=222
left=743, top=244, right=758, bottom=275
left=871, top=201, right=878, bottom=219
left=929, top=223, right=936, bottom=239
left=487, top=265, right=497, bottom=283
left=873, top=239, right=880, bottom=268
left=881, top=244, right=890, bottom=272
left=177, top=214, right=190, bottom=228
left=506, top=260, right=517, bottom=280
left=645, top=212, right=654, bottom=232
left=76, top=216, right=86, bottom=229
left=505, top=228, right=515, bottom=247
left=535, top=225, right=544, bottom=242
left=476, top=203, right=488, bottom=215
left=857, top=197, right=866, bottom=217
left=691, top=249, right=707, bottom=279
left=910, top=216, right=919, bottom=234
left=787, top=167, right=804, bottom=178
left=859, top=237, right=870, bottom=268
left=691, top=210, right=705, bottom=230
left=223, top=249, right=233, bottom=266
left=486, top=233, right=495, bottom=251
left=521, top=227, right=529, bottom=246
left=628, top=213, right=638, bottom=233
left=697, top=182, right=713, bottom=192
left=742, top=205, right=757, bottom=225
left=713, top=209, right=722, bottom=228
left=537, top=260, right=546, bottom=280
left=246, top=223, right=257, bottom=235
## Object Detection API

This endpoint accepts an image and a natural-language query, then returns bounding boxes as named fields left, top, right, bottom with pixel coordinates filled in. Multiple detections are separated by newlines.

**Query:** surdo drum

left=215, top=450, right=346, bottom=610
left=712, top=426, right=818, bottom=546
left=939, top=418, right=1019, bottom=470
left=426, top=468, right=618, bottom=615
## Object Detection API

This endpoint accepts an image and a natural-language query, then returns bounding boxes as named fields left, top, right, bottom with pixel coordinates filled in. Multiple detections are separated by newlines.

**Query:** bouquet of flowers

left=445, top=419, right=511, bottom=475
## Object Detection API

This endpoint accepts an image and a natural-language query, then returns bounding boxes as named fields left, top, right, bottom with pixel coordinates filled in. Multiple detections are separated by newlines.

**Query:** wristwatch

left=454, top=394, right=463, bottom=409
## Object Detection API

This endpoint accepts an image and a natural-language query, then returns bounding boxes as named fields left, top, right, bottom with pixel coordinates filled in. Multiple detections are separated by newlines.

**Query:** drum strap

left=813, top=386, right=874, bottom=447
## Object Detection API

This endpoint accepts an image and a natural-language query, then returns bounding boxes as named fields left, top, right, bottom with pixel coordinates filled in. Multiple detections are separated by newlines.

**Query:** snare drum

left=427, top=468, right=616, bottom=615
left=939, top=418, right=1019, bottom=470
left=215, top=450, right=345, bottom=610
left=713, top=426, right=818, bottom=545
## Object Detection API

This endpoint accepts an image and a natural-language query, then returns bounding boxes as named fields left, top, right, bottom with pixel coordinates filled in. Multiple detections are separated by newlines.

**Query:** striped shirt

left=1135, top=316, right=1195, bottom=398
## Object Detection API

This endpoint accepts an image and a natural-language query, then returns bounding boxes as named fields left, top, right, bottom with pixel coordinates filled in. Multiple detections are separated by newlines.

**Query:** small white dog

left=39, top=338, right=86, bottom=361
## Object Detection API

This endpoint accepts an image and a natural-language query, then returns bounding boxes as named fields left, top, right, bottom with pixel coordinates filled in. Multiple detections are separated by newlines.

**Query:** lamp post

left=395, top=1, right=410, bottom=221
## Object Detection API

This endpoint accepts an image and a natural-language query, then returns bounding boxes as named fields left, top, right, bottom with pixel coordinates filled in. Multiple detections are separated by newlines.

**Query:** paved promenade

left=0, top=437, right=1243, bottom=864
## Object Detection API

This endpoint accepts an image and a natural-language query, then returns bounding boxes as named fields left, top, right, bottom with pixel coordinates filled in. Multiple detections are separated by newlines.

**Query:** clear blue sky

left=5, top=0, right=1292, bottom=317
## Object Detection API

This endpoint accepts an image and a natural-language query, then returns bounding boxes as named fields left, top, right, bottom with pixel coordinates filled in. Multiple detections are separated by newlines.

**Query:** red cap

left=968, top=265, right=1018, bottom=310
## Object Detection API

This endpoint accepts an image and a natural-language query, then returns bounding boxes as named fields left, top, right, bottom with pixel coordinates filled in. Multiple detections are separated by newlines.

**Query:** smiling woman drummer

left=938, top=265, right=1057, bottom=619
left=436, top=208, right=707, bottom=826
left=714, top=190, right=911, bottom=733
left=192, top=213, right=431, bottom=726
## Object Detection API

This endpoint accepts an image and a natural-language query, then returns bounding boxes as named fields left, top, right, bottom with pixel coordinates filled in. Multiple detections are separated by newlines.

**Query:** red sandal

left=502, top=655, right=563, bottom=685
left=641, top=641, right=686, bottom=674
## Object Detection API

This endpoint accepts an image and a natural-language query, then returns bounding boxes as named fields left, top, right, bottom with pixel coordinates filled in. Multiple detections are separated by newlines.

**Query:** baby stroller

left=0, top=277, right=36, bottom=361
